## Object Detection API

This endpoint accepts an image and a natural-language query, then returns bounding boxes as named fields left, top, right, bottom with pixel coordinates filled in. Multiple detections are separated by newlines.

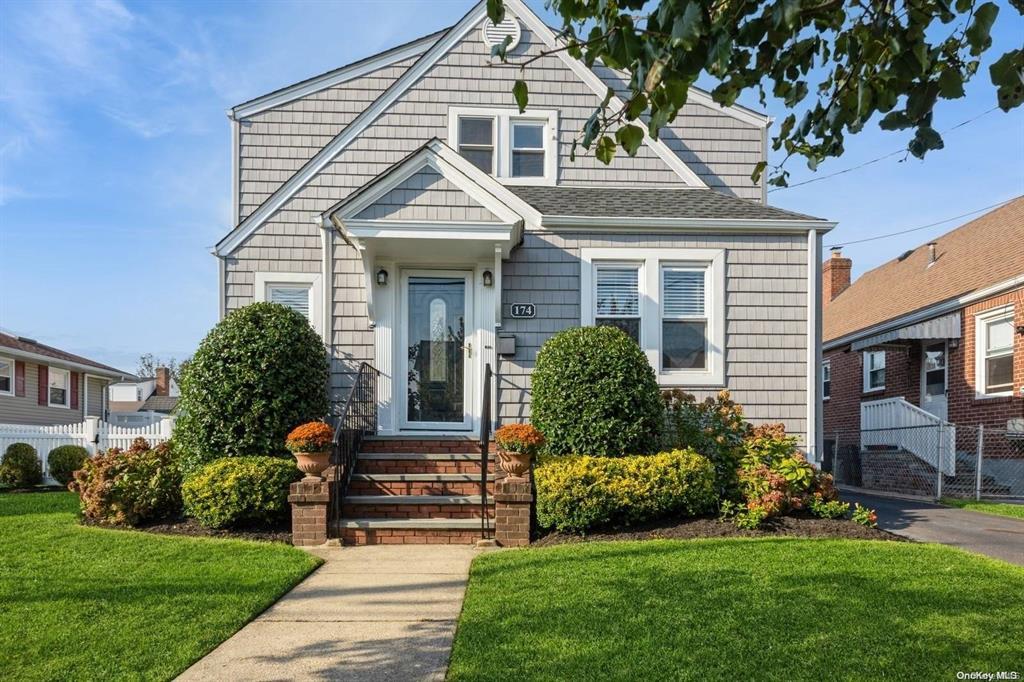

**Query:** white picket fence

left=0, top=417, right=174, bottom=483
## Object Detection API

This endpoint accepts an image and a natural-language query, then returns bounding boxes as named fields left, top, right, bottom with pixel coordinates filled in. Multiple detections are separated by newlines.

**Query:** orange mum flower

left=286, top=421, right=334, bottom=453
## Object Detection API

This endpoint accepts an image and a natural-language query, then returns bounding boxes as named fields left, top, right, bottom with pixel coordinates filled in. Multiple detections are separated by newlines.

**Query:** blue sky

left=1, top=0, right=1021, bottom=372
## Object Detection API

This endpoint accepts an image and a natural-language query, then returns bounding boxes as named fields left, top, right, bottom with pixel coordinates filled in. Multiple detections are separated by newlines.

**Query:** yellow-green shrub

left=182, top=456, right=302, bottom=529
left=535, top=449, right=716, bottom=533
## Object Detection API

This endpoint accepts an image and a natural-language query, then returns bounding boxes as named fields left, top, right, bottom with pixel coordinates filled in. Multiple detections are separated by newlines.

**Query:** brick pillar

left=494, top=473, right=533, bottom=547
left=288, top=479, right=329, bottom=547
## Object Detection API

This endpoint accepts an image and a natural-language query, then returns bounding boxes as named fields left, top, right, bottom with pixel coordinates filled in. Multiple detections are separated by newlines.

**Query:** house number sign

left=510, top=303, right=536, bottom=319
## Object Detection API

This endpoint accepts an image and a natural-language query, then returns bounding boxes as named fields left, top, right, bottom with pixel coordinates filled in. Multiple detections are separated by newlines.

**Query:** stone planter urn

left=497, top=448, right=532, bottom=479
left=293, top=451, right=330, bottom=481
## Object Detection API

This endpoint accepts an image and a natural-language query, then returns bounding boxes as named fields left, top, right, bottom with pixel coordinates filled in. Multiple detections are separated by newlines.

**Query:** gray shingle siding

left=354, top=168, right=502, bottom=222
left=0, top=362, right=85, bottom=426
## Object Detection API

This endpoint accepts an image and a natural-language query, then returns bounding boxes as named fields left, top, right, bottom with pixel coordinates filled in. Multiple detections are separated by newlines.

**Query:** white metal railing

left=0, top=417, right=174, bottom=483
left=861, top=398, right=955, bottom=476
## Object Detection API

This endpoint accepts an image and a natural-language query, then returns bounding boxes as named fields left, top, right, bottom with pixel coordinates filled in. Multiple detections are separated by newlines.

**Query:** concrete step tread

left=357, top=452, right=484, bottom=461
left=345, top=495, right=485, bottom=505
left=350, top=473, right=495, bottom=482
left=341, top=518, right=493, bottom=530
left=363, top=435, right=478, bottom=441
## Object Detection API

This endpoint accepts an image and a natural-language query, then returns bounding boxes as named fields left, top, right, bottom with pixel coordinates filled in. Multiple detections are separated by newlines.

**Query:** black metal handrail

left=329, top=362, right=378, bottom=539
left=479, top=363, right=493, bottom=539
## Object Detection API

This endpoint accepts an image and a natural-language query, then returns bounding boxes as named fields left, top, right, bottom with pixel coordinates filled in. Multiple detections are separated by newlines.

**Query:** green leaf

left=751, top=160, right=768, bottom=184
left=908, top=125, right=944, bottom=158
left=989, top=49, right=1024, bottom=110
left=512, top=79, right=529, bottom=113
left=486, top=0, right=505, bottom=24
left=966, top=2, right=999, bottom=56
left=625, top=94, right=649, bottom=120
left=615, top=124, right=645, bottom=156
left=595, top=135, right=617, bottom=165
left=671, top=2, right=704, bottom=50
left=937, top=68, right=965, bottom=98
left=879, top=110, right=913, bottom=130
left=490, top=34, right=513, bottom=61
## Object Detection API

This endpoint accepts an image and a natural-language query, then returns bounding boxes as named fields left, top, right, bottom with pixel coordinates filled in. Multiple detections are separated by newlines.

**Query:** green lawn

left=0, top=493, right=320, bottom=681
left=941, top=498, right=1024, bottom=520
left=449, top=539, right=1024, bottom=681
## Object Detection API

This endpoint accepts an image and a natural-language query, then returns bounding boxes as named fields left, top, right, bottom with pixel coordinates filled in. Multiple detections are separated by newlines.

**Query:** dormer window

left=449, top=106, right=557, bottom=185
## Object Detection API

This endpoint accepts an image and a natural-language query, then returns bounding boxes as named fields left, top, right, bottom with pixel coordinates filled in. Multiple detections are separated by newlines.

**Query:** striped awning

left=851, top=312, right=962, bottom=351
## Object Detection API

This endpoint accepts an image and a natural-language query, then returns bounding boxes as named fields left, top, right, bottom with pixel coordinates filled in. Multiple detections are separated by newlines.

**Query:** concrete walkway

left=178, top=544, right=482, bottom=681
left=843, top=490, right=1024, bottom=566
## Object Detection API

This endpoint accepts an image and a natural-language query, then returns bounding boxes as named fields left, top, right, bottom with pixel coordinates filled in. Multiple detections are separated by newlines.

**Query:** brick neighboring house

left=821, top=198, right=1024, bottom=473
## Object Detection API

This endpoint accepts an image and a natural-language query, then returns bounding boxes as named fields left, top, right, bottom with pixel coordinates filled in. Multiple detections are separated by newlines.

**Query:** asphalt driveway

left=842, top=490, right=1024, bottom=566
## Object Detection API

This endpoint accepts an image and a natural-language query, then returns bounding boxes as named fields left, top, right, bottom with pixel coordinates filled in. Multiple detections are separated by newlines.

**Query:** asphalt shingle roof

left=0, top=332, right=129, bottom=376
left=508, top=186, right=824, bottom=221
left=140, top=395, right=179, bottom=413
left=824, top=197, right=1024, bottom=343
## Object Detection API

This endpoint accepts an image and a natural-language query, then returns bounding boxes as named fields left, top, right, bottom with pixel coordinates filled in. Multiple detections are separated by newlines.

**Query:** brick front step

left=348, top=473, right=495, bottom=496
left=342, top=495, right=493, bottom=520
left=360, top=437, right=482, bottom=454
left=355, top=452, right=492, bottom=475
left=340, top=518, right=492, bottom=545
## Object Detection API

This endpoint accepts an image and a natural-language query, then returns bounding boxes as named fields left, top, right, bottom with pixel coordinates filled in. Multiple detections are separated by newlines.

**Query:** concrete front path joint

left=178, top=544, right=483, bottom=681
left=843, top=490, right=1024, bottom=566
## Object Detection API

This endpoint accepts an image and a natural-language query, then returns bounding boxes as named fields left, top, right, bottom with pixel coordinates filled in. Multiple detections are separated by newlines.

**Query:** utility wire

left=825, top=199, right=1014, bottom=248
left=768, top=107, right=1000, bottom=193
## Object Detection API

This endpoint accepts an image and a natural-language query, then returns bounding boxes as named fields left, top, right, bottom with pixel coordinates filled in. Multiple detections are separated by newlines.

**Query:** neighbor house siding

left=498, top=231, right=810, bottom=444
left=85, top=376, right=107, bottom=418
left=0, top=362, right=84, bottom=426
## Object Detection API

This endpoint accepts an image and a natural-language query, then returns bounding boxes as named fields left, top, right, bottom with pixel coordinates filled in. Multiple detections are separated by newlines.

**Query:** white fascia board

left=823, top=274, right=1024, bottom=351
left=344, top=220, right=515, bottom=241
left=506, top=0, right=708, bottom=188
left=540, top=215, right=836, bottom=232
left=214, top=3, right=489, bottom=258
left=228, top=33, right=440, bottom=121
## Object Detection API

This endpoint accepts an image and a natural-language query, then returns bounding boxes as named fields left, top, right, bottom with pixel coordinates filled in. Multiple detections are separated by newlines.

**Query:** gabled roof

left=214, top=0, right=712, bottom=257
left=141, top=395, right=178, bottom=413
left=824, top=197, right=1024, bottom=345
left=0, top=332, right=131, bottom=379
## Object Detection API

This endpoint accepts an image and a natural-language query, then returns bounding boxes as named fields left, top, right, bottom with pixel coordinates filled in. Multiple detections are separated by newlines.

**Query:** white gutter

left=806, top=228, right=822, bottom=463
left=824, top=273, right=1024, bottom=351
left=540, top=215, right=836, bottom=232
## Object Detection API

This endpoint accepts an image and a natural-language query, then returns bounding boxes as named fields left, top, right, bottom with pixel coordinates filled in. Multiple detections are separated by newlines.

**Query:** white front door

left=921, top=340, right=948, bottom=421
left=398, top=270, right=474, bottom=431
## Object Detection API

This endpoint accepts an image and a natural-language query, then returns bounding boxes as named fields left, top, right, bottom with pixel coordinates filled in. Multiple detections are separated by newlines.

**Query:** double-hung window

left=449, top=107, right=557, bottom=184
left=976, top=306, right=1015, bottom=397
left=49, top=367, right=70, bottom=407
left=822, top=361, right=831, bottom=400
left=595, top=265, right=641, bottom=343
left=661, top=267, right=708, bottom=370
left=255, top=272, right=323, bottom=336
left=0, top=356, right=12, bottom=396
left=863, top=350, right=885, bottom=392
left=582, top=248, right=725, bottom=385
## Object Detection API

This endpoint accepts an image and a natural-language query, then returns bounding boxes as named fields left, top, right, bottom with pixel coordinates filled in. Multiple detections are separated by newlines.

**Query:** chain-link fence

left=822, top=424, right=1024, bottom=501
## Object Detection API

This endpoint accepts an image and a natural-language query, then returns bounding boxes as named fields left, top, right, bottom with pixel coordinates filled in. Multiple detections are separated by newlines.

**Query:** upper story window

left=449, top=107, right=557, bottom=185
left=255, top=272, right=323, bottom=337
left=582, top=248, right=725, bottom=386
left=822, top=361, right=831, bottom=400
left=49, top=367, right=70, bottom=408
left=975, top=306, right=1015, bottom=397
left=0, top=356, right=12, bottom=396
left=863, top=350, right=886, bottom=392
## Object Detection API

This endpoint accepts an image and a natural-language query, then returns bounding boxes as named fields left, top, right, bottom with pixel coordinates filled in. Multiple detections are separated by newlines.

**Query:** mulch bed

left=532, top=513, right=905, bottom=547
left=82, top=517, right=293, bottom=544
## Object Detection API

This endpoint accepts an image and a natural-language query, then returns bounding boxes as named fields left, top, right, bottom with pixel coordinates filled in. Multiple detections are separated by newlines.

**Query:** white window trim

left=0, top=355, right=14, bottom=397
left=448, top=106, right=558, bottom=186
left=974, top=304, right=1015, bottom=399
left=254, top=272, right=324, bottom=337
left=862, top=350, right=886, bottom=393
left=581, top=247, right=726, bottom=386
left=48, top=366, right=70, bottom=409
left=822, top=360, right=831, bottom=401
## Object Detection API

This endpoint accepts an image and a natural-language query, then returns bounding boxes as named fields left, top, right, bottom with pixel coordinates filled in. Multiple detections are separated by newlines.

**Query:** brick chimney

left=823, top=248, right=852, bottom=303
left=155, top=367, right=171, bottom=397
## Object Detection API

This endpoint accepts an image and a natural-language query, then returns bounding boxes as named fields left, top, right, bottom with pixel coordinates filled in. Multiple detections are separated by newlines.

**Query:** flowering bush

left=285, top=421, right=333, bottom=454
left=852, top=503, right=879, bottom=528
left=661, top=389, right=749, bottom=497
left=70, top=438, right=181, bottom=526
left=494, top=423, right=545, bottom=455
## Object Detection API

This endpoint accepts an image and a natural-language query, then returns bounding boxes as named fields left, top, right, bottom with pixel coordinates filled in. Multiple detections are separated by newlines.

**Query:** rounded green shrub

left=535, top=449, right=716, bottom=533
left=182, top=456, right=303, bottom=529
left=1, top=443, right=42, bottom=487
left=69, top=438, right=181, bottom=525
left=47, top=445, right=90, bottom=486
left=532, top=326, right=662, bottom=456
left=174, top=302, right=329, bottom=474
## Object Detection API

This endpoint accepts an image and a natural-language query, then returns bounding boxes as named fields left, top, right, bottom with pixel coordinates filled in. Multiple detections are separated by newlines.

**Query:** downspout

left=806, top=227, right=823, bottom=463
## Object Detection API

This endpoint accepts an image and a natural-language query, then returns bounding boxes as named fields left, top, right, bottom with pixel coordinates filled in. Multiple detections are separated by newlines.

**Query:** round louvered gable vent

left=481, top=16, right=521, bottom=51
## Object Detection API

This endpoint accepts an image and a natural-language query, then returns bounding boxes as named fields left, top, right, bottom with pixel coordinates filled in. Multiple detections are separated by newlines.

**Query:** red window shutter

left=38, top=365, right=48, bottom=406
left=70, top=372, right=79, bottom=410
left=15, top=361, right=25, bottom=397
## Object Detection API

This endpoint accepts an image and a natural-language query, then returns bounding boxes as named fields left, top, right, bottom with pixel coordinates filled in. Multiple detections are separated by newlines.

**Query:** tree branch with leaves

left=487, top=0, right=1023, bottom=187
